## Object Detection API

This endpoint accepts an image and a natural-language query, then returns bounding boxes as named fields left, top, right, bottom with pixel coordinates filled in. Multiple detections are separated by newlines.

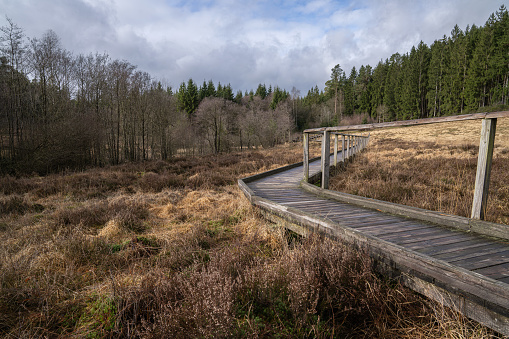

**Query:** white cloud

left=0, top=0, right=505, bottom=92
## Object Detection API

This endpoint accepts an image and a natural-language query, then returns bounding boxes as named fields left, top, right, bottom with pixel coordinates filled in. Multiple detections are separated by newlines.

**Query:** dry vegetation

left=330, top=119, right=509, bottom=225
left=0, top=143, right=500, bottom=338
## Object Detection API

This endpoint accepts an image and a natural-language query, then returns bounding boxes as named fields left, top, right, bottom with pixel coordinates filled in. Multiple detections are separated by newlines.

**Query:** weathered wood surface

left=304, top=110, right=509, bottom=133
left=472, top=118, right=497, bottom=220
left=239, top=148, right=509, bottom=335
left=320, top=131, right=330, bottom=189
left=303, top=133, right=309, bottom=182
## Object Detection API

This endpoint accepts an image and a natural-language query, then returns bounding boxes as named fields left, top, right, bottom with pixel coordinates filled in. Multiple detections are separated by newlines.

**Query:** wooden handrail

left=303, top=111, right=508, bottom=221
left=304, top=111, right=509, bottom=133
left=303, top=131, right=369, bottom=189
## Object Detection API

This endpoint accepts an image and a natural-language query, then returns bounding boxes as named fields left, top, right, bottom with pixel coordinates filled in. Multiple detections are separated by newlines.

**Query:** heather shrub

left=0, top=195, right=32, bottom=215
left=53, top=201, right=109, bottom=227
left=0, top=141, right=499, bottom=337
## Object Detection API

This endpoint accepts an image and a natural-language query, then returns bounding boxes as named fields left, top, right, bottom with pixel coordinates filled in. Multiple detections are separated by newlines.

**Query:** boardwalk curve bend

left=239, top=127, right=509, bottom=336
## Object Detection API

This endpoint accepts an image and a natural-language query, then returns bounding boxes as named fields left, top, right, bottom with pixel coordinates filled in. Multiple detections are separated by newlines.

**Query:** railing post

left=303, top=132, right=309, bottom=182
left=471, top=118, right=497, bottom=220
left=347, top=135, right=351, bottom=159
left=341, top=135, right=345, bottom=162
left=333, top=134, right=338, bottom=167
left=321, top=130, right=330, bottom=189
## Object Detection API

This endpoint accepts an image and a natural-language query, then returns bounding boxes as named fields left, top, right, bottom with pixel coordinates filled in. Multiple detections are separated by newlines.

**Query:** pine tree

left=343, top=67, right=357, bottom=116
left=356, top=65, right=372, bottom=114
left=324, top=64, right=343, bottom=122
left=384, top=53, right=402, bottom=120
left=415, top=41, right=430, bottom=117
left=178, top=78, right=199, bottom=116
left=255, top=83, right=267, bottom=99
left=427, top=38, right=446, bottom=116
left=207, top=79, right=216, bottom=97
left=370, top=61, right=388, bottom=121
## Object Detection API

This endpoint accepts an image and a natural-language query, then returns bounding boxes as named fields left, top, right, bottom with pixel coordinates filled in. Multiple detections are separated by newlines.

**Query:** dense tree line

left=296, top=6, right=509, bottom=129
left=1, top=6, right=508, bottom=173
left=0, top=19, right=292, bottom=174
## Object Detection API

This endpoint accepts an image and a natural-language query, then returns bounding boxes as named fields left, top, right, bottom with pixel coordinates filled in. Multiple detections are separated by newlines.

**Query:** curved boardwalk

left=239, top=151, right=509, bottom=336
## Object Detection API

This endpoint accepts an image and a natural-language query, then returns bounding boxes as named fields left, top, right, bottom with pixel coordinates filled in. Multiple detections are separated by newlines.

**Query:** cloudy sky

left=1, top=0, right=506, bottom=93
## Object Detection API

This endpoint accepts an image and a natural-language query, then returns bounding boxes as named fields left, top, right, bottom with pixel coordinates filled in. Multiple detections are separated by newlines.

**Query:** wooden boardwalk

left=239, top=151, right=509, bottom=335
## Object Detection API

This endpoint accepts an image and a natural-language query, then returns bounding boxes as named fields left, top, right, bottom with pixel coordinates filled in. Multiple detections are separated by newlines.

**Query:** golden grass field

left=0, top=140, right=502, bottom=337
left=330, top=118, right=509, bottom=225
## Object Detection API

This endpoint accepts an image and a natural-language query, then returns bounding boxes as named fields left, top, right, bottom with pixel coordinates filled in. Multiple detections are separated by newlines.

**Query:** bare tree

left=0, top=17, right=27, bottom=161
left=195, top=97, right=232, bottom=154
left=107, top=59, right=135, bottom=164
left=291, top=86, right=300, bottom=128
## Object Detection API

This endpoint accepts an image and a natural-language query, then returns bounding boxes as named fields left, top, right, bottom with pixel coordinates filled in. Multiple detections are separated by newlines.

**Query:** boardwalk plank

left=473, top=262, right=509, bottom=280
left=377, top=227, right=448, bottom=241
left=342, top=217, right=409, bottom=228
left=355, top=221, right=430, bottom=234
left=453, top=249, right=509, bottom=270
left=405, top=235, right=479, bottom=251
left=435, top=243, right=509, bottom=262
left=414, top=238, right=486, bottom=255
left=394, top=232, right=465, bottom=247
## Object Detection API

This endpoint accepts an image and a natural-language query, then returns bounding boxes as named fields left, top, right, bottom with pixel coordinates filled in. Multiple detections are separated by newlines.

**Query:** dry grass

left=330, top=119, right=509, bottom=225
left=0, top=142, right=501, bottom=337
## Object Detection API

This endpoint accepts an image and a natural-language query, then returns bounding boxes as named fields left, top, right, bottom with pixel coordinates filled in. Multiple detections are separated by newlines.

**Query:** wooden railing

left=302, top=131, right=369, bottom=189
left=303, top=111, right=509, bottom=221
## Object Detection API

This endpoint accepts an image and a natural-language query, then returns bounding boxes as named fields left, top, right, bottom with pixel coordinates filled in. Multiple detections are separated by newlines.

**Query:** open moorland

left=0, top=142, right=501, bottom=338
left=329, top=118, right=509, bottom=225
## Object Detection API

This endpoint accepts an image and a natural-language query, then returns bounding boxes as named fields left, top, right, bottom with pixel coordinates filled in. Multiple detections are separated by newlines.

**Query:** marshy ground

left=0, top=127, right=504, bottom=337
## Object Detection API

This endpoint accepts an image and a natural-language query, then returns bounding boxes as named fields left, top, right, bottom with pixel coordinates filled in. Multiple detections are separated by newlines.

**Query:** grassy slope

left=0, top=143, right=499, bottom=338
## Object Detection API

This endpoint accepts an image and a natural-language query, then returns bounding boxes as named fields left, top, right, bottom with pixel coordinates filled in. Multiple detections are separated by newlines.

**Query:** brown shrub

left=139, top=171, right=184, bottom=192
left=108, top=196, right=150, bottom=232
left=0, top=195, right=32, bottom=215
left=53, top=201, right=109, bottom=228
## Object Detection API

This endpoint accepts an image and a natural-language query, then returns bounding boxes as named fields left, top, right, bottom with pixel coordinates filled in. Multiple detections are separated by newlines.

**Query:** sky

left=0, top=0, right=507, bottom=94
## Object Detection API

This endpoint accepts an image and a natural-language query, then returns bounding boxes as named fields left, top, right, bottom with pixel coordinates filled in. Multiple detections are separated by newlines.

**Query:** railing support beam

left=341, top=135, right=345, bottom=162
left=333, top=134, right=338, bottom=167
left=472, top=118, right=497, bottom=220
left=321, top=130, right=330, bottom=189
left=303, top=132, right=309, bottom=182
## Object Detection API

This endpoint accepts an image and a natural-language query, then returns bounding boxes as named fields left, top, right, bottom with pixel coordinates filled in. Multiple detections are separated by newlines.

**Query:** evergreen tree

left=356, top=65, right=372, bottom=114
left=427, top=38, right=446, bottom=116
left=343, top=67, right=357, bottom=115
left=370, top=61, right=388, bottom=121
left=199, top=80, right=208, bottom=100
left=178, top=78, right=199, bottom=116
left=222, top=83, right=234, bottom=101
left=270, top=86, right=289, bottom=109
left=384, top=53, right=402, bottom=120
left=235, top=90, right=243, bottom=103
left=324, top=64, right=343, bottom=122
left=207, top=79, right=216, bottom=97
left=415, top=41, right=430, bottom=117
left=216, top=82, right=223, bottom=98
left=255, top=83, right=267, bottom=99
